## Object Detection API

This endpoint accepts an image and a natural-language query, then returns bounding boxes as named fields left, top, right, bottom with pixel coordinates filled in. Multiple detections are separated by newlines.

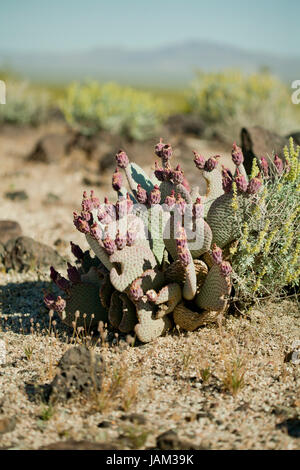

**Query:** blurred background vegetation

left=0, top=67, right=299, bottom=143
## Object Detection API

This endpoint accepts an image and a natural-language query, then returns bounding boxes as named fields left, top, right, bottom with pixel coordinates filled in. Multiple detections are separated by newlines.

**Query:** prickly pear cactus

left=45, top=139, right=269, bottom=342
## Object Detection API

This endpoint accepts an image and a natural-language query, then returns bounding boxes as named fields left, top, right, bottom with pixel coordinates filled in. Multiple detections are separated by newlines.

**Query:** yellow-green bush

left=60, top=81, right=167, bottom=140
left=230, top=138, right=300, bottom=304
left=0, top=79, right=51, bottom=126
left=187, top=70, right=300, bottom=141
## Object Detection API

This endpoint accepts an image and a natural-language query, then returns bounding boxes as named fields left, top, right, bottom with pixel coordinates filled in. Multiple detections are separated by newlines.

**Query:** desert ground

left=0, top=123, right=299, bottom=450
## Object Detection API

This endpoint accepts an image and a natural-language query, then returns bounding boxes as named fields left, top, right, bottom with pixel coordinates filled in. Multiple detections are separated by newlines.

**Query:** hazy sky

left=1, top=0, right=299, bottom=57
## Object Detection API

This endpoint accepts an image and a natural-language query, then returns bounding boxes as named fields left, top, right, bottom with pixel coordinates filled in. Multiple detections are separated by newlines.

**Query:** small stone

left=156, top=430, right=201, bottom=450
left=121, top=413, right=147, bottom=425
left=0, top=220, right=22, bottom=245
left=4, top=236, right=64, bottom=272
left=5, top=191, right=28, bottom=201
left=0, top=417, right=16, bottom=435
left=49, top=346, right=105, bottom=402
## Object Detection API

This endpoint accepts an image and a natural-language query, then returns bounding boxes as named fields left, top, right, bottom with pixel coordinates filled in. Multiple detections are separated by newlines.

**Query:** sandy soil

left=0, top=124, right=299, bottom=450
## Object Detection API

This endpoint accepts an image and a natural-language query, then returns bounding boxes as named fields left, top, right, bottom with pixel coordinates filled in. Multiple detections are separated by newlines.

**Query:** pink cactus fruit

left=193, top=197, right=204, bottom=219
left=247, top=176, right=262, bottom=195
left=136, top=184, right=148, bottom=205
left=116, top=150, right=129, bottom=169
left=193, top=151, right=206, bottom=170
left=90, top=223, right=102, bottom=241
left=222, top=166, right=233, bottom=193
left=231, top=142, right=244, bottom=166
left=204, top=156, right=220, bottom=172
left=274, top=155, right=284, bottom=174
left=164, top=190, right=176, bottom=210
left=148, top=185, right=161, bottom=205
left=103, top=234, right=116, bottom=255
left=235, top=168, right=248, bottom=193
left=171, top=165, right=184, bottom=185
left=154, top=161, right=165, bottom=182
left=154, top=138, right=165, bottom=158
left=112, top=168, right=123, bottom=191
left=212, top=244, right=223, bottom=265
left=175, top=193, right=186, bottom=216
left=129, top=280, right=144, bottom=302
left=115, top=230, right=126, bottom=250
left=177, top=248, right=192, bottom=267
left=260, top=157, right=269, bottom=177
left=73, top=212, right=91, bottom=234
left=176, top=224, right=188, bottom=250
left=220, top=261, right=232, bottom=277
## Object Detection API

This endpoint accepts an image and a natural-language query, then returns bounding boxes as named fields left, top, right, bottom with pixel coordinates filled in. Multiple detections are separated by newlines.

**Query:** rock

left=39, top=440, right=118, bottom=450
left=276, top=418, right=300, bottom=438
left=5, top=191, right=29, bottom=202
left=27, top=133, right=74, bottom=164
left=167, top=114, right=205, bottom=137
left=0, top=220, right=22, bottom=245
left=0, top=417, right=16, bottom=435
left=4, top=236, right=64, bottom=272
left=240, top=126, right=289, bottom=175
left=49, top=346, right=105, bottom=402
left=121, top=413, right=147, bottom=425
left=43, top=193, right=61, bottom=205
left=69, top=132, right=120, bottom=162
left=156, top=430, right=202, bottom=450
left=99, top=150, right=120, bottom=172
left=97, top=421, right=111, bottom=428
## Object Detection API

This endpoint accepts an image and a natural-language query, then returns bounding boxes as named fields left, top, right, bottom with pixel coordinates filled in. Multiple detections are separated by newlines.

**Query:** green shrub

left=60, top=81, right=166, bottom=140
left=187, top=70, right=300, bottom=141
left=230, top=138, right=300, bottom=305
left=0, top=80, right=51, bottom=126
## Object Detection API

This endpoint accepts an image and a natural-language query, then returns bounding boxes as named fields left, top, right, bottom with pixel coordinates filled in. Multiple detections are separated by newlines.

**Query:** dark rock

left=167, top=114, right=205, bottom=137
left=5, top=191, right=29, bottom=202
left=49, top=346, right=105, bottom=402
left=121, top=413, right=147, bottom=425
left=276, top=417, right=300, bottom=438
left=0, top=220, right=22, bottom=245
left=97, top=421, right=111, bottom=428
left=28, top=133, right=74, bottom=164
left=39, top=440, right=118, bottom=450
left=156, top=430, right=203, bottom=450
left=0, top=417, right=16, bottom=435
left=99, top=151, right=119, bottom=172
left=3, top=236, right=64, bottom=272
left=241, top=126, right=289, bottom=175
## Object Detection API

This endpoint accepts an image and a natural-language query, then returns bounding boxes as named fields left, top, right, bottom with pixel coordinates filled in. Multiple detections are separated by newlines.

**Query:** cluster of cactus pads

left=45, top=140, right=265, bottom=343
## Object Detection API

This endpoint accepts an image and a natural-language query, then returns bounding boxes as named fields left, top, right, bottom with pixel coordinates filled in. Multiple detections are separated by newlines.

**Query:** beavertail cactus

left=45, top=137, right=276, bottom=343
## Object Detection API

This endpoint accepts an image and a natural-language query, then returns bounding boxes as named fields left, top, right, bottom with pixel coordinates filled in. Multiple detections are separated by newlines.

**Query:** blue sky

left=1, top=0, right=299, bottom=57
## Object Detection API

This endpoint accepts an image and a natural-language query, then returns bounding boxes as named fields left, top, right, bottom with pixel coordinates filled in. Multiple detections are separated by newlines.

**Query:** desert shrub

left=230, top=138, right=300, bottom=305
left=0, top=79, right=51, bottom=126
left=60, top=81, right=166, bottom=140
left=187, top=70, right=300, bottom=142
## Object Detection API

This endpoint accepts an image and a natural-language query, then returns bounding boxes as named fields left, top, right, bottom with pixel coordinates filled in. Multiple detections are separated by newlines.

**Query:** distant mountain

left=0, top=40, right=298, bottom=86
